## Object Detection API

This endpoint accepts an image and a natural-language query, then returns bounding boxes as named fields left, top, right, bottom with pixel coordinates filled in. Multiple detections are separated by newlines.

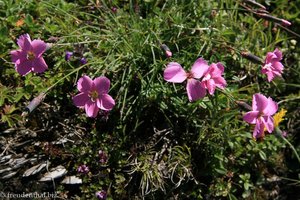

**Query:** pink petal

left=264, top=97, right=278, bottom=116
left=273, top=48, right=282, bottom=60
left=214, top=77, right=227, bottom=89
left=11, top=50, right=27, bottom=63
left=97, top=94, right=115, bottom=110
left=243, top=111, right=259, bottom=124
left=265, top=71, right=275, bottom=82
left=77, top=75, right=93, bottom=92
left=32, top=57, right=48, bottom=73
left=94, top=76, right=110, bottom=95
left=15, top=60, right=32, bottom=76
left=265, top=52, right=276, bottom=64
left=206, top=79, right=216, bottom=95
left=190, top=58, right=209, bottom=79
left=11, top=50, right=20, bottom=62
left=85, top=100, right=99, bottom=118
left=72, top=92, right=89, bottom=107
left=273, top=62, right=284, bottom=72
left=209, top=63, right=222, bottom=78
left=253, top=119, right=265, bottom=139
left=216, top=62, right=225, bottom=72
left=262, top=116, right=274, bottom=133
left=186, top=79, right=206, bottom=102
left=272, top=70, right=282, bottom=77
left=252, top=93, right=269, bottom=112
left=17, top=34, right=31, bottom=50
left=164, top=62, right=187, bottom=83
left=31, top=39, right=47, bottom=57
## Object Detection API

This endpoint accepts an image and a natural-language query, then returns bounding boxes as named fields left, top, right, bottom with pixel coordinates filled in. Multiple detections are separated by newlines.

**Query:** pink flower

left=98, top=150, right=108, bottom=164
left=243, top=93, right=278, bottom=139
left=282, top=131, right=287, bottom=137
left=65, top=51, right=73, bottom=61
left=201, top=62, right=227, bottom=95
left=164, top=58, right=209, bottom=102
left=11, top=34, right=48, bottom=76
left=164, top=58, right=227, bottom=101
left=262, top=48, right=284, bottom=82
left=77, top=164, right=89, bottom=174
left=72, top=75, right=115, bottom=118
left=111, top=7, right=117, bottom=13
left=95, top=190, right=107, bottom=200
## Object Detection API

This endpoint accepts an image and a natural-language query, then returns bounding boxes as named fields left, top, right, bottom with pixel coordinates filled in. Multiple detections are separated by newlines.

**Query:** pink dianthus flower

left=262, top=48, right=284, bottom=82
left=201, top=62, right=226, bottom=95
left=11, top=34, right=48, bottom=75
left=164, top=58, right=226, bottom=101
left=73, top=75, right=115, bottom=118
left=243, top=93, right=278, bottom=139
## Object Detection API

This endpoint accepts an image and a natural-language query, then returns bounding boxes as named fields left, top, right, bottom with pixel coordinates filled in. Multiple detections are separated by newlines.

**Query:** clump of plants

left=1, top=0, right=299, bottom=199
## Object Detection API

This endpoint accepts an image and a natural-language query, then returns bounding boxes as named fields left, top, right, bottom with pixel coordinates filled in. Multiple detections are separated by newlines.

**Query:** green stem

left=53, top=40, right=101, bottom=47
left=44, top=61, right=100, bottom=94
left=275, top=127, right=300, bottom=165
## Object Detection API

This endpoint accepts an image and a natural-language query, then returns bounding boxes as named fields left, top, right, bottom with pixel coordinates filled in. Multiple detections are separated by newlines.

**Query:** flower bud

left=274, top=127, right=287, bottom=138
left=236, top=100, right=252, bottom=111
left=257, top=13, right=291, bottom=26
left=160, top=44, right=172, bottom=58
left=48, top=36, right=60, bottom=43
left=65, top=51, right=73, bottom=61
left=80, top=57, right=87, bottom=65
left=243, top=0, right=266, bottom=10
left=111, top=7, right=117, bottom=13
left=46, top=43, right=53, bottom=51
left=241, top=51, right=264, bottom=64
left=281, top=19, right=292, bottom=26
left=22, top=92, right=46, bottom=116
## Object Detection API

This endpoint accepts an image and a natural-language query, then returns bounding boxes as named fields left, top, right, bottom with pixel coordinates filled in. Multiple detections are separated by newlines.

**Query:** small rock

left=267, top=175, right=281, bottom=182
left=4, top=158, right=14, bottom=165
left=1, top=128, right=16, bottom=134
left=61, top=176, right=82, bottom=184
left=12, top=140, right=33, bottom=149
left=1, top=171, right=18, bottom=179
left=53, top=138, right=68, bottom=145
left=12, top=158, right=30, bottom=169
left=0, top=155, right=12, bottom=164
left=23, top=162, right=48, bottom=177
left=29, top=157, right=38, bottom=163
left=0, top=167, right=12, bottom=174
left=39, top=165, right=67, bottom=182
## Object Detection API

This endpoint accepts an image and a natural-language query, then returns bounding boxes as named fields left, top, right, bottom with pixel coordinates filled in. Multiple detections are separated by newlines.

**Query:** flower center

left=262, top=63, right=272, bottom=70
left=88, top=90, right=99, bottom=102
left=202, top=73, right=211, bottom=81
left=257, top=111, right=264, bottom=118
left=186, top=72, right=194, bottom=79
left=27, top=51, right=35, bottom=60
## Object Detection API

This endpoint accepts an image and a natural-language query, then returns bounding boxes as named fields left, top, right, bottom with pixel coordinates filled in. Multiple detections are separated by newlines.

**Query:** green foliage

left=0, top=0, right=299, bottom=199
